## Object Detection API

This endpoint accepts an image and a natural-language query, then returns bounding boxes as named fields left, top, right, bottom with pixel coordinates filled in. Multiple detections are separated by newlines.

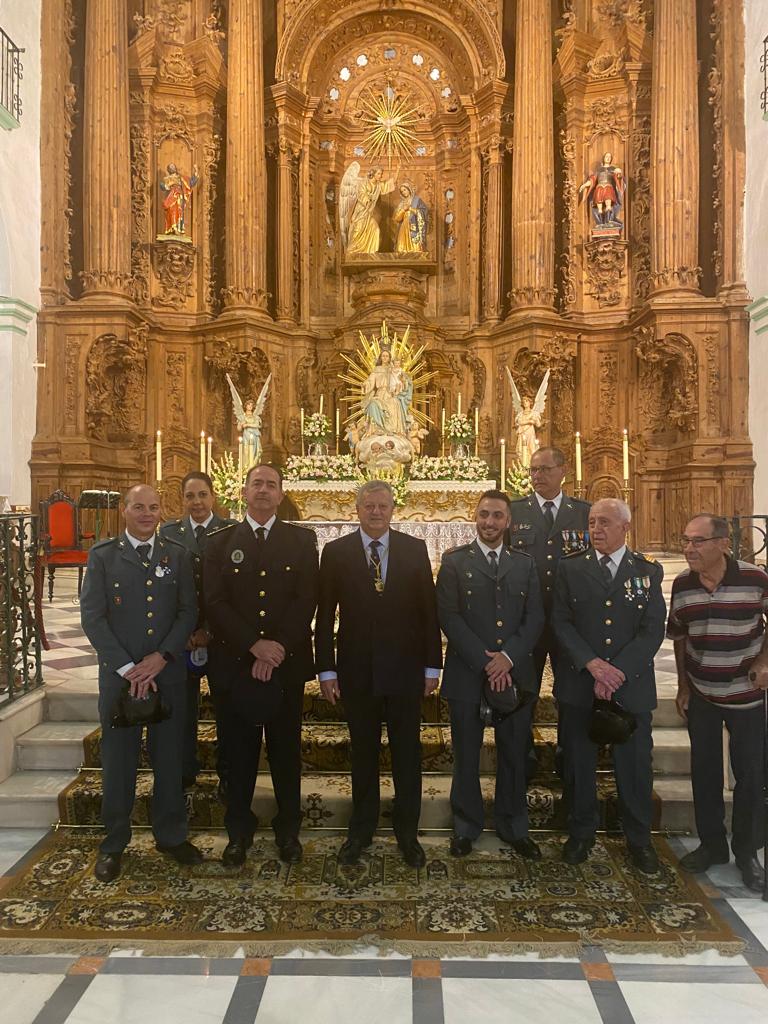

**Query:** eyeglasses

left=530, top=465, right=560, bottom=474
left=679, top=535, right=720, bottom=548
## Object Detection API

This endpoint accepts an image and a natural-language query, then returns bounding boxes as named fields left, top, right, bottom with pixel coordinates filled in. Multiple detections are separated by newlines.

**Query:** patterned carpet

left=0, top=832, right=744, bottom=956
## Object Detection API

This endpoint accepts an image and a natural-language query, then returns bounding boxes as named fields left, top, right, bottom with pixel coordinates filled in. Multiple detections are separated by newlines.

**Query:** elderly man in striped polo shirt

left=668, top=513, right=768, bottom=893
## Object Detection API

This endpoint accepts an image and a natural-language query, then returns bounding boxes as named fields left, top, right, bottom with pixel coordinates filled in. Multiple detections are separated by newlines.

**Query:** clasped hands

left=125, top=652, right=167, bottom=699
left=586, top=657, right=626, bottom=702
left=484, top=650, right=512, bottom=693
left=249, top=639, right=286, bottom=682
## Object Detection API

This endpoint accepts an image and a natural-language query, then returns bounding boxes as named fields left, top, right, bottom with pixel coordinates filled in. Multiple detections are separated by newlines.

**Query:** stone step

left=653, top=777, right=732, bottom=834
left=16, top=722, right=96, bottom=771
left=0, top=770, right=78, bottom=828
left=45, top=680, right=99, bottom=722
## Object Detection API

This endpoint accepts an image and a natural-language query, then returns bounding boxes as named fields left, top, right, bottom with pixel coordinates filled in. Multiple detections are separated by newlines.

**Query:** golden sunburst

left=359, top=85, right=420, bottom=168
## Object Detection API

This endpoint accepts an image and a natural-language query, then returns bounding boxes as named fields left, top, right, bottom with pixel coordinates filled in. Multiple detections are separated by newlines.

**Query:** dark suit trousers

left=687, top=688, right=765, bottom=858
left=223, top=673, right=304, bottom=843
left=559, top=702, right=653, bottom=847
left=202, top=650, right=231, bottom=783
left=182, top=669, right=201, bottom=780
left=343, top=688, right=423, bottom=844
left=98, top=674, right=188, bottom=854
left=449, top=698, right=532, bottom=841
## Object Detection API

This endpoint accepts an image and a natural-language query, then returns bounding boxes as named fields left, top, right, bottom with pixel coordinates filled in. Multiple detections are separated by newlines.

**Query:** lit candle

left=155, top=430, right=162, bottom=482
left=575, top=431, right=582, bottom=483
left=441, top=408, right=446, bottom=456
left=300, top=407, right=305, bottom=456
left=335, top=407, right=340, bottom=453
left=206, top=435, right=213, bottom=475
left=238, top=433, right=243, bottom=480
left=199, top=430, right=206, bottom=472
left=319, top=394, right=324, bottom=415
left=622, top=428, right=630, bottom=482
left=474, top=407, right=479, bottom=457
left=500, top=438, right=506, bottom=491
left=457, top=393, right=462, bottom=417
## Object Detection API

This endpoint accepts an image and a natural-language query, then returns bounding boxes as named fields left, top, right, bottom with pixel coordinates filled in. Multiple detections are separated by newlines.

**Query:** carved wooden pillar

left=650, top=0, right=700, bottom=293
left=223, top=0, right=269, bottom=312
left=81, top=0, right=131, bottom=297
left=509, top=0, right=555, bottom=310
left=716, top=0, right=748, bottom=301
left=276, top=137, right=296, bottom=322
left=482, top=136, right=504, bottom=322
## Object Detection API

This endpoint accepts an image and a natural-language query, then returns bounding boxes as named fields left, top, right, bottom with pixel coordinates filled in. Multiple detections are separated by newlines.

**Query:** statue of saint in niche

left=393, top=183, right=429, bottom=253
left=159, top=162, right=199, bottom=239
left=578, top=152, right=626, bottom=236
left=226, top=372, right=272, bottom=465
left=340, top=162, right=397, bottom=254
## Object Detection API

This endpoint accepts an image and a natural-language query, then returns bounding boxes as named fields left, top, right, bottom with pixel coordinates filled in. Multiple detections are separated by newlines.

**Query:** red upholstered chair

left=39, top=490, right=94, bottom=601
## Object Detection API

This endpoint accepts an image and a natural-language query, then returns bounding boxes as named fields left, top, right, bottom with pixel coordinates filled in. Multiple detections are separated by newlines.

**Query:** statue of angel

left=339, top=161, right=397, bottom=255
left=225, top=372, right=272, bottom=465
left=506, top=368, right=550, bottom=467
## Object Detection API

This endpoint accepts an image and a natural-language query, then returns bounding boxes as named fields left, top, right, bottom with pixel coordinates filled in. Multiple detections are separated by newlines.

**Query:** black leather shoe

left=736, top=855, right=766, bottom=893
left=157, top=840, right=204, bottom=865
left=277, top=837, right=303, bottom=864
left=628, top=843, right=660, bottom=875
left=449, top=835, right=473, bottom=857
left=337, top=837, right=370, bottom=866
left=222, top=837, right=253, bottom=867
left=562, top=836, right=595, bottom=865
left=399, top=838, right=426, bottom=869
left=509, top=836, right=542, bottom=861
left=94, top=852, right=122, bottom=883
left=679, top=844, right=730, bottom=874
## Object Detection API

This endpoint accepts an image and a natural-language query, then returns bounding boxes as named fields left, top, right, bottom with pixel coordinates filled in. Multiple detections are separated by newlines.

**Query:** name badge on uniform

left=231, top=549, right=244, bottom=564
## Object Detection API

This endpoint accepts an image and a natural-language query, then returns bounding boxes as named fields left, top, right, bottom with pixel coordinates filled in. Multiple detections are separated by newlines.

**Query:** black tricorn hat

left=480, top=678, right=535, bottom=726
left=110, top=686, right=171, bottom=728
left=588, top=698, right=637, bottom=746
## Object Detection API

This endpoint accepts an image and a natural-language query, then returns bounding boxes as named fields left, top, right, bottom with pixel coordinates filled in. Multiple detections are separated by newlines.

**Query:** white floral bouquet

left=506, top=459, right=533, bottom=497
left=389, top=476, right=409, bottom=507
left=284, top=454, right=361, bottom=483
left=445, top=412, right=474, bottom=443
left=210, top=451, right=244, bottom=514
left=302, top=412, right=331, bottom=441
left=411, top=455, right=491, bottom=482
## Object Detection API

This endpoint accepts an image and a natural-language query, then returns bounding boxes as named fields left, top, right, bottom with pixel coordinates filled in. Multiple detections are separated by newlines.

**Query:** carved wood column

left=275, top=137, right=296, bottom=322
left=650, top=0, right=701, bottom=293
left=509, top=0, right=555, bottom=310
left=223, top=0, right=269, bottom=312
left=81, top=0, right=131, bottom=297
left=482, top=136, right=504, bottom=322
left=716, top=0, right=748, bottom=301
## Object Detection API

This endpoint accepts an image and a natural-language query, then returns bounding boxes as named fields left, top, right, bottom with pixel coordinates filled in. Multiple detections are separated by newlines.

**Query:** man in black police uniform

left=160, top=472, right=232, bottom=790
left=204, top=464, right=318, bottom=867
left=437, top=490, right=544, bottom=858
left=551, top=498, right=666, bottom=873
left=80, top=484, right=201, bottom=882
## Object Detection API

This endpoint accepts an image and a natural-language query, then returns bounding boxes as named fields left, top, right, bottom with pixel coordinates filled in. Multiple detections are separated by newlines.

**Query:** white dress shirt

left=188, top=511, right=214, bottom=532
left=598, top=543, right=627, bottom=579
left=245, top=512, right=276, bottom=537
left=535, top=491, right=563, bottom=515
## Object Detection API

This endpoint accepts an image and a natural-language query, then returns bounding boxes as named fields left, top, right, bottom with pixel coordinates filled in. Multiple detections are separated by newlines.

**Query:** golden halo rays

left=359, top=84, right=420, bottom=168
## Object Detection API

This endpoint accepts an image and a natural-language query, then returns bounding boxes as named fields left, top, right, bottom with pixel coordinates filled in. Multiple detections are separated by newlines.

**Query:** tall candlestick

left=335, top=408, right=340, bottom=454
left=474, top=407, right=479, bottom=457
left=622, top=428, right=630, bottom=482
left=206, top=435, right=213, bottom=475
left=199, top=430, right=206, bottom=472
left=237, top=433, right=243, bottom=481
left=319, top=394, right=324, bottom=415
left=457, top=393, right=462, bottom=417
left=575, top=431, right=582, bottom=483
left=155, top=430, right=162, bottom=483
left=441, top=408, right=446, bottom=456
left=500, top=438, right=506, bottom=491
left=300, top=407, right=305, bottom=457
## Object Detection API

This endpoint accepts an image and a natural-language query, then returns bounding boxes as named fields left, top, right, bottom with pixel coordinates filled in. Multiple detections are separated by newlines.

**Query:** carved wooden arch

left=275, top=0, right=505, bottom=93
left=330, top=65, right=444, bottom=123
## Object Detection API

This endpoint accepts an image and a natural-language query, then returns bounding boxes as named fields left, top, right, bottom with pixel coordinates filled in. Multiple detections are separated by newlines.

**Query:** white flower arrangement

left=445, top=412, right=474, bottom=443
left=209, top=451, right=244, bottom=514
left=410, top=455, right=491, bottom=482
left=506, top=459, right=534, bottom=497
left=284, top=454, right=361, bottom=483
left=302, top=412, right=331, bottom=441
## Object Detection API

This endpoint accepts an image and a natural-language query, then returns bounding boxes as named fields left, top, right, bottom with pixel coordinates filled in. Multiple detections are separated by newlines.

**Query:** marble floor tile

left=256, top=975, right=412, bottom=1024
left=618, top=980, right=768, bottom=1024
left=0, top=827, right=49, bottom=874
left=605, top=948, right=749, bottom=968
left=0, top=973, right=67, bottom=1024
left=441, top=978, right=602, bottom=1024
left=62, top=973, right=239, bottom=1024
left=728, top=898, right=768, bottom=950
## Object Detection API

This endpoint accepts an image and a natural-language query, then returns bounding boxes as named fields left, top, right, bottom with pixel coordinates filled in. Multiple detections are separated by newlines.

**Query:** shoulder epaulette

left=208, top=521, right=238, bottom=537
left=91, top=536, right=118, bottom=551
left=443, top=543, right=471, bottom=557
left=633, top=551, right=657, bottom=563
left=159, top=518, right=183, bottom=530
left=158, top=535, right=185, bottom=549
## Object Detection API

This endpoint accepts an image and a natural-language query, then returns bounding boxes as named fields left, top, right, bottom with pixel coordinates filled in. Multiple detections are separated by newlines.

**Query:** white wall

left=0, top=0, right=41, bottom=507
left=745, top=0, right=768, bottom=515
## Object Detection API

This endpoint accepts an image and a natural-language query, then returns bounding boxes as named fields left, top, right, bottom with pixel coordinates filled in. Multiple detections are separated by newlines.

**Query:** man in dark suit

left=315, top=480, right=443, bottom=868
left=551, top=498, right=666, bottom=873
left=204, top=464, right=318, bottom=867
left=437, top=490, right=545, bottom=858
left=159, top=471, right=232, bottom=790
left=80, top=484, right=202, bottom=882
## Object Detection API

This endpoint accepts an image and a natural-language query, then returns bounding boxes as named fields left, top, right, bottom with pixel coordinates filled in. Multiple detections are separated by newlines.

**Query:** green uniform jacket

left=80, top=532, right=198, bottom=681
left=159, top=514, right=232, bottom=630
left=550, top=548, right=666, bottom=712
left=508, top=493, right=591, bottom=609
left=436, top=541, right=545, bottom=700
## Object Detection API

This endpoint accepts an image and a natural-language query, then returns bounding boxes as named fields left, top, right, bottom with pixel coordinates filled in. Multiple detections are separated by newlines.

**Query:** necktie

left=543, top=500, right=555, bottom=530
left=136, top=543, right=151, bottom=566
left=369, top=539, right=383, bottom=593
left=599, top=553, right=613, bottom=581
left=487, top=549, right=498, bottom=576
left=254, top=526, right=266, bottom=546
left=194, top=524, right=205, bottom=544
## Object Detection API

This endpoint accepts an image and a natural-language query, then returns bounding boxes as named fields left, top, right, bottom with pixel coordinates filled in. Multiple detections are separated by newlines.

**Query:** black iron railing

left=0, top=514, right=43, bottom=706
left=730, top=515, right=768, bottom=566
left=0, top=27, right=23, bottom=124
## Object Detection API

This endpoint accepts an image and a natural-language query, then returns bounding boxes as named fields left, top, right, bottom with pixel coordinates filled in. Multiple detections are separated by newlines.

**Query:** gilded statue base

left=285, top=480, right=497, bottom=523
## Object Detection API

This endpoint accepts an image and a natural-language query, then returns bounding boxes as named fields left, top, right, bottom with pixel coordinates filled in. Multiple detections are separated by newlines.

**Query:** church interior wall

left=0, top=0, right=41, bottom=507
